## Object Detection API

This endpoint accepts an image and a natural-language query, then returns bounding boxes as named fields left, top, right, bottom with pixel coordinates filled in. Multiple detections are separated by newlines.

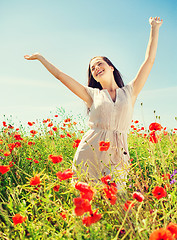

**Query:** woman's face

left=90, top=57, right=114, bottom=82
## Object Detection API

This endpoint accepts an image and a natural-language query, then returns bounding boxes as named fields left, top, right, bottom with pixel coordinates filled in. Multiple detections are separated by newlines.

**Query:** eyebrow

left=91, top=61, right=101, bottom=70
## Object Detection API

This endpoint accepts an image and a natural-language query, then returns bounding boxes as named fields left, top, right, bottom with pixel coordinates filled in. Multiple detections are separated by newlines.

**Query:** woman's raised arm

left=24, top=53, right=93, bottom=108
left=131, top=16, right=163, bottom=98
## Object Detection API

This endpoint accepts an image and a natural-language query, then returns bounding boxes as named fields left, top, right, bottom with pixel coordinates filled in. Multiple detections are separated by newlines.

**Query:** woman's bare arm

left=131, top=16, right=163, bottom=98
left=24, top=53, right=93, bottom=108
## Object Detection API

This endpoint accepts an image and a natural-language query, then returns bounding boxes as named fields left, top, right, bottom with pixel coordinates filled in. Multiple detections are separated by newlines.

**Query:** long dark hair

left=86, top=56, right=125, bottom=114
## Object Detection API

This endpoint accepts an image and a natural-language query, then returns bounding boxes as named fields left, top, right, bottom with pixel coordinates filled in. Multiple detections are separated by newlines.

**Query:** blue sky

left=0, top=0, right=177, bottom=131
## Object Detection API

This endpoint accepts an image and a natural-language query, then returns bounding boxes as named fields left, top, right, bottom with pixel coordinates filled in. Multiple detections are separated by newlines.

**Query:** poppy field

left=0, top=108, right=177, bottom=240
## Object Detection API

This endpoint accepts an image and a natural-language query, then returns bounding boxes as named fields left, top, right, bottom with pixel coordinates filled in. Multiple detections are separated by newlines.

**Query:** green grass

left=0, top=109, right=177, bottom=240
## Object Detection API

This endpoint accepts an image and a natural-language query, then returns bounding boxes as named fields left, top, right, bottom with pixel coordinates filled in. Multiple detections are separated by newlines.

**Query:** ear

left=110, top=66, right=114, bottom=71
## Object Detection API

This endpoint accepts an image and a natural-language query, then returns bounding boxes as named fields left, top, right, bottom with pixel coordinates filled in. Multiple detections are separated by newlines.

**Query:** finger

left=24, top=56, right=32, bottom=60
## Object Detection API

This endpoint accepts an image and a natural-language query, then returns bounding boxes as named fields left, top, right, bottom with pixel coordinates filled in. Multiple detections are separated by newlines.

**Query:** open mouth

left=96, top=70, right=104, bottom=76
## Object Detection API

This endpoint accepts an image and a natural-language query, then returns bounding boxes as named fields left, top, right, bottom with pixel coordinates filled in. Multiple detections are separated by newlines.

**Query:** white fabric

left=72, top=80, right=136, bottom=189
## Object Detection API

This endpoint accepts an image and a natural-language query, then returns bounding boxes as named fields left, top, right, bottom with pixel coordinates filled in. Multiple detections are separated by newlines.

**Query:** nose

left=95, top=65, right=100, bottom=71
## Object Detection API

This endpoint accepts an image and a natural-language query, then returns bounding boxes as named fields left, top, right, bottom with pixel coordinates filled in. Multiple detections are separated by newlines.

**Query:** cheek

left=92, top=71, right=96, bottom=77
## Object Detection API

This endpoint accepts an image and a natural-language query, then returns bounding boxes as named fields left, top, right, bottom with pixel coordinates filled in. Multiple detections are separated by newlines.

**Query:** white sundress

left=72, top=80, right=136, bottom=190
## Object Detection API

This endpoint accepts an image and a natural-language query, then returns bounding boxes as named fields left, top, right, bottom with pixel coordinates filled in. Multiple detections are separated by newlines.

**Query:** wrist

left=37, top=54, right=44, bottom=61
left=151, top=25, right=160, bottom=31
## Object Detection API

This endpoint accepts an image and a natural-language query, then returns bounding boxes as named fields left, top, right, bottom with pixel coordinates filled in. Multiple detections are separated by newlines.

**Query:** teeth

left=97, top=70, right=103, bottom=76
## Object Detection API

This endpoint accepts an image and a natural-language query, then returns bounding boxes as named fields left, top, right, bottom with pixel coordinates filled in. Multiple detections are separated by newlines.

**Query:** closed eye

left=91, top=62, right=102, bottom=71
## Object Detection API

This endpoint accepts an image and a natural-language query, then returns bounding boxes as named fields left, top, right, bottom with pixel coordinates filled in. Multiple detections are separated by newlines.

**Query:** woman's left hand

left=149, top=16, right=163, bottom=28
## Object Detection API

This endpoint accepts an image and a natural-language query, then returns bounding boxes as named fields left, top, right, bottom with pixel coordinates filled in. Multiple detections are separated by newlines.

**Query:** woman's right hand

left=24, top=53, right=41, bottom=60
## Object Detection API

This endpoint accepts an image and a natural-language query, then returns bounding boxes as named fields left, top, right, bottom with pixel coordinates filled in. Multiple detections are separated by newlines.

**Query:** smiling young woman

left=24, top=16, right=163, bottom=191
left=87, top=56, right=125, bottom=110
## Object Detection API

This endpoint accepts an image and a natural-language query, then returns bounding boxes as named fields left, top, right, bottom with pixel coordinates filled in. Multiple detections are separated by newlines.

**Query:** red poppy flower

left=48, top=122, right=53, bottom=127
left=134, top=120, right=139, bottom=124
left=48, top=154, right=63, bottom=164
left=8, top=143, right=15, bottom=151
left=8, top=125, right=14, bottom=129
left=0, top=165, right=10, bottom=174
left=80, top=191, right=94, bottom=202
left=101, top=175, right=117, bottom=188
left=82, top=217, right=93, bottom=227
left=108, top=194, right=117, bottom=205
left=48, top=130, right=53, bottom=135
left=56, top=169, right=74, bottom=181
left=75, top=182, right=91, bottom=192
left=28, top=141, right=35, bottom=146
left=73, top=139, right=81, bottom=149
left=30, top=130, right=37, bottom=135
left=73, top=122, right=77, bottom=125
left=75, top=182, right=94, bottom=201
left=64, top=118, right=71, bottom=123
left=124, top=201, right=135, bottom=211
left=60, top=212, right=66, bottom=220
left=54, top=115, right=58, bottom=117
left=53, top=185, right=60, bottom=192
left=12, top=214, right=27, bottom=226
left=82, top=209, right=102, bottom=227
left=28, top=122, right=34, bottom=126
left=30, top=175, right=41, bottom=186
left=101, top=175, right=112, bottom=185
left=149, top=131, right=159, bottom=143
left=14, top=142, right=21, bottom=148
left=149, top=228, right=174, bottom=240
left=162, top=173, right=170, bottom=180
left=167, top=222, right=177, bottom=238
left=14, top=133, right=23, bottom=140
left=152, top=186, right=167, bottom=200
left=43, top=120, right=48, bottom=123
left=3, top=121, right=7, bottom=127
left=103, top=186, right=117, bottom=205
left=73, top=197, right=92, bottom=216
left=149, top=122, right=163, bottom=131
left=26, top=158, right=32, bottom=161
left=107, top=185, right=117, bottom=195
left=163, top=131, right=168, bottom=136
left=60, top=134, right=65, bottom=138
left=9, top=161, right=14, bottom=167
left=53, top=127, right=58, bottom=132
left=33, top=159, right=39, bottom=163
left=132, top=192, right=144, bottom=202
left=99, top=141, right=110, bottom=151
left=67, top=133, right=71, bottom=138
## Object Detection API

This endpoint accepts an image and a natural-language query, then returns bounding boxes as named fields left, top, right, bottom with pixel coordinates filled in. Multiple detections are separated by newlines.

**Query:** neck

left=101, top=75, right=118, bottom=91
